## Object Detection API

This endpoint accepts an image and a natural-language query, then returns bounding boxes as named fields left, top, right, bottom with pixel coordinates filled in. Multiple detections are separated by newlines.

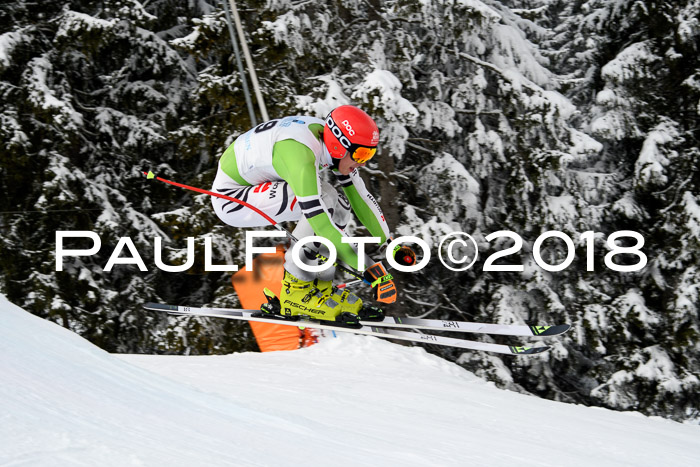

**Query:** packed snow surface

left=1, top=295, right=698, bottom=466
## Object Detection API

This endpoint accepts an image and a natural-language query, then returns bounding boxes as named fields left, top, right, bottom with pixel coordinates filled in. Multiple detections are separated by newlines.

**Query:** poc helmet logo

left=326, top=116, right=352, bottom=149
left=341, top=119, right=355, bottom=136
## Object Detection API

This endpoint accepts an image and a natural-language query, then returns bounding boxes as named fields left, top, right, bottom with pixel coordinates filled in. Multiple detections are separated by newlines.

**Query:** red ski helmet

left=324, top=105, right=379, bottom=163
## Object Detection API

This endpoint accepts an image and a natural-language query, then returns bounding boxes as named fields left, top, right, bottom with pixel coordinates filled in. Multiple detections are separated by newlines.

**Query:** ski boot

left=254, top=271, right=360, bottom=328
left=357, top=303, right=385, bottom=322
left=256, top=271, right=379, bottom=329
left=305, top=275, right=386, bottom=322
left=313, top=277, right=385, bottom=322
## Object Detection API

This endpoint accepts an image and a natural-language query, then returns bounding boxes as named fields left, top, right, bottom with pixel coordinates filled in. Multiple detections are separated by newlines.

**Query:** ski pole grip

left=393, top=245, right=416, bottom=266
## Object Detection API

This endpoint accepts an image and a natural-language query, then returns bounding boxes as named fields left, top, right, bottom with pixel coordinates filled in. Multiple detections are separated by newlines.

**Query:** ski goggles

left=350, top=145, right=377, bottom=164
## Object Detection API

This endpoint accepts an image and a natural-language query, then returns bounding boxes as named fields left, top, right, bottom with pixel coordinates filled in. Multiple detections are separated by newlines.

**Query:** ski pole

left=336, top=251, right=416, bottom=289
left=337, top=263, right=394, bottom=289
left=336, top=278, right=364, bottom=289
left=336, top=238, right=421, bottom=288
left=143, top=171, right=369, bottom=283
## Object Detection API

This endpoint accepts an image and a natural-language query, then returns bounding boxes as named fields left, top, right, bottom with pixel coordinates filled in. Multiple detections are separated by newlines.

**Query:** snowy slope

left=1, top=295, right=698, bottom=466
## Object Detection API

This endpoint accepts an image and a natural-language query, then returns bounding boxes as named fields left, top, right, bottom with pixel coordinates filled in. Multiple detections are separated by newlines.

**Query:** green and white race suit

left=211, top=116, right=390, bottom=280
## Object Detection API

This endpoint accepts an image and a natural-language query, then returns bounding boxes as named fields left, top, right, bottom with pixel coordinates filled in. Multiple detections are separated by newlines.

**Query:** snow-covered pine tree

left=542, top=0, right=700, bottom=421
left=0, top=0, right=257, bottom=354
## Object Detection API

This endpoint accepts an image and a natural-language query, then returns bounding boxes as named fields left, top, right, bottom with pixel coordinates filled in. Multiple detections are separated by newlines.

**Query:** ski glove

left=364, top=262, right=397, bottom=304
left=393, top=245, right=416, bottom=267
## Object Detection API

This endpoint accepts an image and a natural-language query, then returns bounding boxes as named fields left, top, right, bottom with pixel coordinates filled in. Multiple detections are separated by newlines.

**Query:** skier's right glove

left=363, top=262, right=397, bottom=304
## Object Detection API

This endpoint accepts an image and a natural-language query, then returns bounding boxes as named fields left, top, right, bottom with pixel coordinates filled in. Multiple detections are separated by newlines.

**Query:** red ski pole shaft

left=144, top=171, right=367, bottom=282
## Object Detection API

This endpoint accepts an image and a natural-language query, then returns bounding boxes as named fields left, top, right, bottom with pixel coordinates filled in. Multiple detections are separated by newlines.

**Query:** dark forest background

left=1, top=0, right=698, bottom=422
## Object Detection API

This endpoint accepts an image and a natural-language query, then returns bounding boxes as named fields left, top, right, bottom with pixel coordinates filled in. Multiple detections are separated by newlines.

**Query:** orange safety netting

left=232, top=246, right=316, bottom=352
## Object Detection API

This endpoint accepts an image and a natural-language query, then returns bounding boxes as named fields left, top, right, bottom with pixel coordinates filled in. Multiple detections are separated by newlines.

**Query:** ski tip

left=509, top=345, right=550, bottom=355
left=529, top=324, right=571, bottom=336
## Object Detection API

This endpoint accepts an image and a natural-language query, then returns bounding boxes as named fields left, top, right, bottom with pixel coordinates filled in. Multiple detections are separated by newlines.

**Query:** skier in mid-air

left=211, top=105, right=405, bottom=327
left=145, top=106, right=566, bottom=353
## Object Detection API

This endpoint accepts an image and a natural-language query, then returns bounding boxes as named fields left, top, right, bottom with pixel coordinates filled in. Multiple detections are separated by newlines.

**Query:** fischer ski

left=143, top=302, right=570, bottom=337
left=144, top=303, right=560, bottom=355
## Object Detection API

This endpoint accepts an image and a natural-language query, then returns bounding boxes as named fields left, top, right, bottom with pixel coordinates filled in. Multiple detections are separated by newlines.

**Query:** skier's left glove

left=393, top=245, right=416, bottom=267
left=376, top=238, right=416, bottom=268
left=363, top=262, right=397, bottom=304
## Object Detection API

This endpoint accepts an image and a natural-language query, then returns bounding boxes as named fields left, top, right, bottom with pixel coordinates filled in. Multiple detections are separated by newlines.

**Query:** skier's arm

left=333, top=169, right=398, bottom=303
left=334, top=170, right=390, bottom=244
left=272, top=140, right=361, bottom=269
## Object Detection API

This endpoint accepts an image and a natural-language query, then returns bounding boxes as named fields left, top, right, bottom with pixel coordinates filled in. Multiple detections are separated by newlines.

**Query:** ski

left=143, top=302, right=554, bottom=355
left=143, top=302, right=570, bottom=337
left=358, top=315, right=569, bottom=337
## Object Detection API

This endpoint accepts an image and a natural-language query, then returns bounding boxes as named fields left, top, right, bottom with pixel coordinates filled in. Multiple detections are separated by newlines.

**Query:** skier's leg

left=283, top=181, right=351, bottom=282
left=211, top=176, right=301, bottom=228
left=276, top=182, right=377, bottom=324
